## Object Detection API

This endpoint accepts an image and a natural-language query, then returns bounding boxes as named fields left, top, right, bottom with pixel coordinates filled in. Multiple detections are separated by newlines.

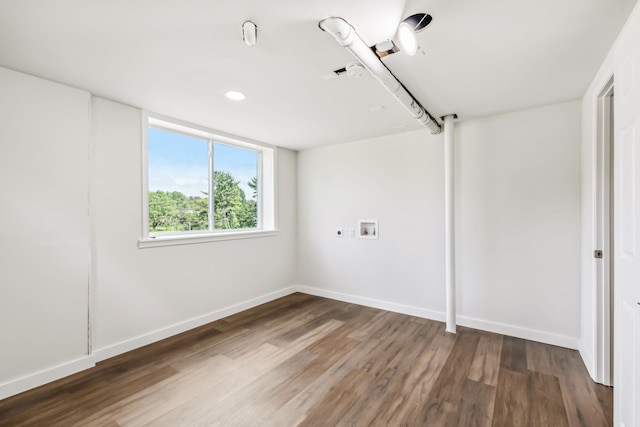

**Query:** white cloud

left=150, top=165, right=209, bottom=197
left=150, top=164, right=257, bottom=199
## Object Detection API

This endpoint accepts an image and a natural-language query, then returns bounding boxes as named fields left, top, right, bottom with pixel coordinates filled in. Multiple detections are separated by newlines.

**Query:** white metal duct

left=319, top=16, right=441, bottom=135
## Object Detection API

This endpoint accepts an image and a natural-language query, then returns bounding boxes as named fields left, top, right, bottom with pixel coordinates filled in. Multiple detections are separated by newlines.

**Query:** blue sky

left=148, top=128, right=257, bottom=199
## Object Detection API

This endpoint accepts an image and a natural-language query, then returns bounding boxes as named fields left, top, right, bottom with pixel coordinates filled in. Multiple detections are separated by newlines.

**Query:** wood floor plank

left=0, top=320, right=227, bottom=424
left=593, top=381, right=614, bottom=427
left=347, top=315, right=424, bottom=378
left=0, top=294, right=613, bottom=427
left=266, top=311, right=414, bottom=424
left=80, top=354, right=235, bottom=426
left=528, top=371, right=569, bottom=427
left=347, top=310, right=397, bottom=341
left=3, top=364, right=178, bottom=427
left=305, top=307, right=378, bottom=353
left=398, top=395, right=456, bottom=427
left=297, top=368, right=376, bottom=426
left=492, top=368, right=529, bottom=427
left=338, top=366, right=404, bottom=426
left=148, top=318, right=345, bottom=426
left=500, top=335, right=528, bottom=374
left=380, top=330, right=458, bottom=425
left=190, top=349, right=318, bottom=427
left=337, top=320, right=441, bottom=427
left=453, top=379, right=496, bottom=427
left=551, top=348, right=610, bottom=427
left=143, top=342, right=284, bottom=426
left=525, top=340, right=556, bottom=375
left=221, top=293, right=314, bottom=327
left=430, top=328, right=481, bottom=403
left=268, top=307, right=351, bottom=347
left=469, top=334, right=503, bottom=386
left=253, top=336, right=360, bottom=417
left=221, top=302, right=330, bottom=358
left=266, top=352, right=357, bottom=426
left=528, top=340, right=612, bottom=427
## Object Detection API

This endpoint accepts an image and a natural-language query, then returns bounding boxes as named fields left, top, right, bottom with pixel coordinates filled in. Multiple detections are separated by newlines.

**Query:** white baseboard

left=1, top=285, right=580, bottom=402
left=94, top=286, right=297, bottom=362
left=457, top=315, right=578, bottom=350
left=297, top=285, right=446, bottom=322
left=578, top=341, right=597, bottom=381
left=1, top=287, right=298, bottom=401
left=0, top=356, right=95, bottom=401
left=296, top=285, right=578, bottom=350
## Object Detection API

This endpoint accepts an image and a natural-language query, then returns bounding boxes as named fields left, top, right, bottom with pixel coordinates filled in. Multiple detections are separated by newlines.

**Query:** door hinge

left=594, top=250, right=603, bottom=259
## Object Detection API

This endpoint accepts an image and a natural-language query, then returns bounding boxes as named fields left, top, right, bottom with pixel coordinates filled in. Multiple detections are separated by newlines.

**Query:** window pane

left=213, top=143, right=258, bottom=230
left=148, top=128, right=209, bottom=234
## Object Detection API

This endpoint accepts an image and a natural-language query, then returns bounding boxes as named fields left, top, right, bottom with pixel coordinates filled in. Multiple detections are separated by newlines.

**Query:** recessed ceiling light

left=225, top=91, right=246, bottom=101
left=396, top=13, right=432, bottom=56
left=397, top=22, right=418, bottom=56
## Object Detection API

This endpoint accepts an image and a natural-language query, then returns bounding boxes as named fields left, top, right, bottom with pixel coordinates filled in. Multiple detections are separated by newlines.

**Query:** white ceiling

left=0, top=0, right=636, bottom=150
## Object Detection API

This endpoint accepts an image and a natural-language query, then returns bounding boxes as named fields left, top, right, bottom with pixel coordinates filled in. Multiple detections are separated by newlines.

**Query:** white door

left=613, top=11, right=640, bottom=426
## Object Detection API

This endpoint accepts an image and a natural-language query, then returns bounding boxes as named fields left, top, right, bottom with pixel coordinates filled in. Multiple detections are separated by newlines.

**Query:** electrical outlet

left=349, top=228, right=355, bottom=238
left=336, top=228, right=344, bottom=237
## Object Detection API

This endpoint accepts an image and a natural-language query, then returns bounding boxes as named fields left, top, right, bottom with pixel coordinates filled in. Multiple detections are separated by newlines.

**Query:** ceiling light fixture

left=396, top=13, right=432, bottom=56
left=225, top=90, right=246, bottom=101
left=242, top=21, right=257, bottom=47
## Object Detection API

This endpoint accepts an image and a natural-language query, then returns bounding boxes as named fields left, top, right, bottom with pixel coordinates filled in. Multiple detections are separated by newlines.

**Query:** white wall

left=297, top=130, right=446, bottom=318
left=0, top=67, right=93, bottom=399
left=298, top=100, right=582, bottom=348
left=455, top=101, right=582, bottom=347
left=91, top=97, right=298, bottom=359
left=0, top=68, right=298, bottom=399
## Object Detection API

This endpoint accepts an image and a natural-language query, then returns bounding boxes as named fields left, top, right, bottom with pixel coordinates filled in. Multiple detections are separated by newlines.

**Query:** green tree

left=149, top=172, right=257, bottom=232
left=148, top=191, right=180, bottom=230
left=238, top=199, right=258, bottom=228
left=169, top=191, right=187, bottom=210
left=187, top=196, right=209, bottom=230
left=240, top=176, right=259, bottom=228
left=248, top=177, right=258, bottom=199
left=213, top=171, right=246, bottom=229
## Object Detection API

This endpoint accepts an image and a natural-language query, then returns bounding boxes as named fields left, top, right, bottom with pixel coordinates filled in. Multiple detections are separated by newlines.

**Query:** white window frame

left=139, top=112, right=278, bottom=248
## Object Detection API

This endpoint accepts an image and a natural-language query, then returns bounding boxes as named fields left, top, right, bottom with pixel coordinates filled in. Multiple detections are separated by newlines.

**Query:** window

left=140, top=114, right=276, bottom=247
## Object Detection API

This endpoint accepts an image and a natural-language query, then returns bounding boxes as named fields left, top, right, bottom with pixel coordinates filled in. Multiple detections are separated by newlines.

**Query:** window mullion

left=208, top=140, right=215, bottom=232
left=257, top=151, right=263, bottom=230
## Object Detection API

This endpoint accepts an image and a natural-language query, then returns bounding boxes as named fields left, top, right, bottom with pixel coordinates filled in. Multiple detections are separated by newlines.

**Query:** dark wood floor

left=0, top=293, right=612, bottom=426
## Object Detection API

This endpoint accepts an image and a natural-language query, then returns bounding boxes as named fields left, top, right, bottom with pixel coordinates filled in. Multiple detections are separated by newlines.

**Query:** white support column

left=444, top=114, right=456, bottom=334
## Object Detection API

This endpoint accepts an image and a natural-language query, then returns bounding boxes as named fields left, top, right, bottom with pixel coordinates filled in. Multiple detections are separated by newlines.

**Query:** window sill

left=138, top=229, right=279, bottom=249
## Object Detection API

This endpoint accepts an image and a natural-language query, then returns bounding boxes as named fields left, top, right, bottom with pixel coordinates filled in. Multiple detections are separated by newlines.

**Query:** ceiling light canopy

left=242, top=21, right=257, bottom=47
left=225, top=90, right=246, bottom=101
left=346, top=62, right=365, bottom=78
left=396, top=13, right=432, bottom=56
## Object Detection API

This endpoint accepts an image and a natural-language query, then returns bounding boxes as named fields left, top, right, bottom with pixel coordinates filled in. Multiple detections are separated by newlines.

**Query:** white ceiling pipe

left=319, top=17, right=441, bottom=135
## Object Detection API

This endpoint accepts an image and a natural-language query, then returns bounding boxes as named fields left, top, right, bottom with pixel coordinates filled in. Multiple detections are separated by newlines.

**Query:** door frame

left=595, top=76, right=614, bottom=386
